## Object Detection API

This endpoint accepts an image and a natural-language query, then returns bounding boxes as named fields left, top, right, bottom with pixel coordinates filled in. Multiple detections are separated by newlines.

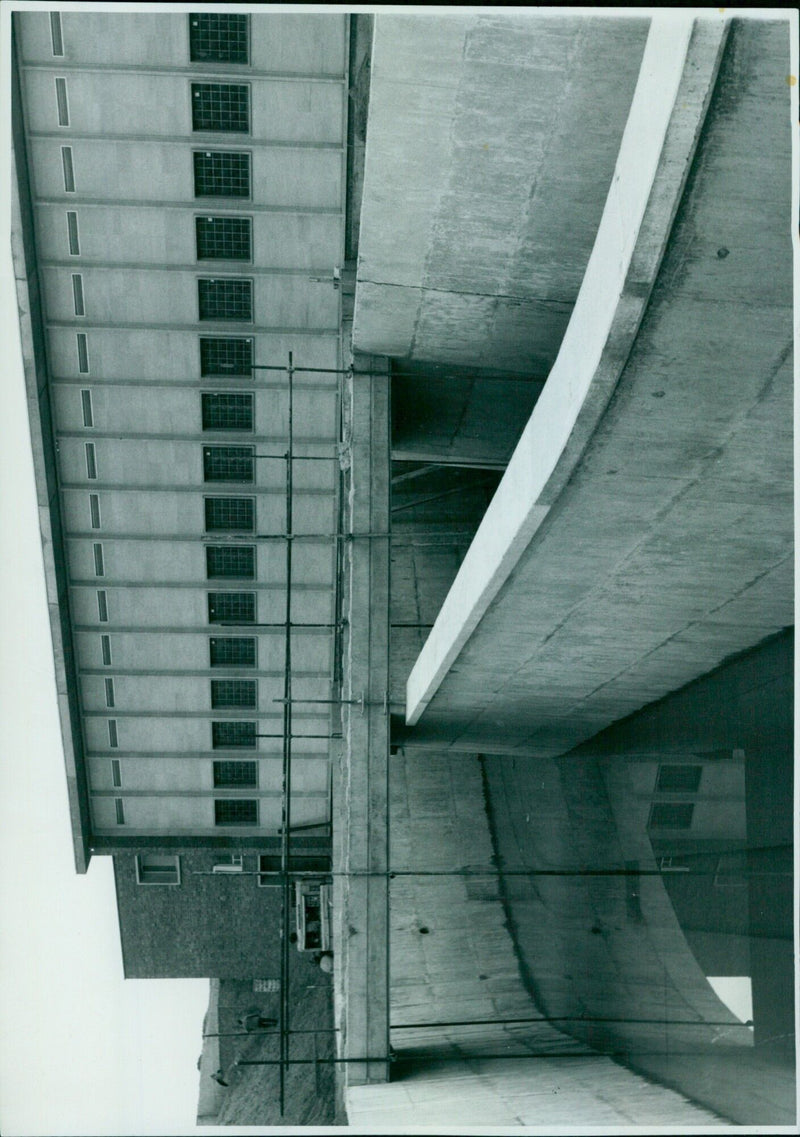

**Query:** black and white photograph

left=0, top=4, right=797, bottom=1133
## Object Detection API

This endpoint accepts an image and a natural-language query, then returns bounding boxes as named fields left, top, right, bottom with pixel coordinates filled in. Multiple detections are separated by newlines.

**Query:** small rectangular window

left=206, top=545, right=256, bottom=580
left=101, top=633, right=111, bottom=665
left=136, top=854, right=181, bottom=885
left=198, top=278, right=252, bottom=321
left=114, top=798, right=125, bottom=824
left=213, top=760, right=257, bottom=788
left=203, top=446, right=254, bottom=483
left=108, top=719, right=118, bottom=747
left=647, top=803, right=694, bottom=830
left=67, top=211, right=80, bottom=255
left=194, top=151, right=251, bottom=199
left=111, top=758, right=121, bottom=787
left=189, top=13, right=249, bottom=64
left=61, top=146, right=75, bottom=192
left=210, top=637, right=256, bottom=667
left=215, top=799, right=258, bottom=826
left=105, top=677, right=115, bottom=708
left=210, top=679, right=257, bottom=709
left=204, top=497, right=255, bottom=533
left=93, top=542, right=105, bottom=577
left=55, top=77, right=69, bottom=126
left=89, top=493, right=100, bottom=528
left=191, top=83, right=250, bottom=133
left=81, top=388, right=93, bottom=426
left=196, top=216, right=252, bottom=262
left=200, top=337, right=253, bottom=378
left=72, top=273, right=85, bottom=316
left=77, top=332, right=89, bottom=373
left=97, top=589, right=108, bottom=622
left=85, top=442, right=97, bottom=480
left=207, top=591, right=255, bottom=624
left=50, top=13, right=64, bottom=56
left=656, top=765, right=703, bottom=793
left=201, top=392, right=254, bottom=432
left=212, top=720, right=256, bottom=749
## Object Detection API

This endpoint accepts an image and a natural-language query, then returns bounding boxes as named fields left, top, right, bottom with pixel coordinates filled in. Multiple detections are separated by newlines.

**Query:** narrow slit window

left=62, top=146, right=75, bottom=192
left=55, top=77, right=69, bottom=126
left=67, top=211, right=80, bottom=255
left=101, top=634, right=111, bottom=665
left=207, top=591, right=255, bottom=624
left=81, top=389, right=93, bottom=426
left=50, top=13, right=64, bottom=56
left=203, top=446, right=254, bottom=483
left=210, top=679, right=257, bottom=709
left=97, top=589, right=108, bottom=622
left=89, top=493, right=100, bottom=528
left=206, top=544, right=256, bottom=580
left=76, top=332, right=89, bottom=373
left=209, top=637, right=256, bottom=667
left=214, top=799, right=258, bottom=826
left=114, top=798, right=125, bottom=824
left=111, top=758, right=121, bottom=787
left=108, top=718, right=118, bottom=747
left=72, top=273, right=85, bottom=316
left=85, top=442, right=97, bottom=480
left=204, top=497, right=255, bottom=533
left=212, top=720, right=256, bottom=749
left=93, top=542, right=105, bottom=577
left=105, top=677, right=115, bottom=708
left=193, top=151, right=251, bottom=199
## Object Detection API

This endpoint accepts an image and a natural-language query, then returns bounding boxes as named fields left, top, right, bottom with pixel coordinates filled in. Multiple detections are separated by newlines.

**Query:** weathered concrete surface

left=403, top=18, right=793, bottom=755
left=353, top=12, right=648, bottom=372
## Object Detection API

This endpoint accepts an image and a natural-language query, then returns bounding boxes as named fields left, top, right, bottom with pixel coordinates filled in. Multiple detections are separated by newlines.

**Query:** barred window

left=50, top=12, right=64, bottom=56
left=189, top=14, right=249, bottom=64
left=67, top=210, right=80, bottom=255
left=111, top=758, right=121, bottom=786
left=210, top=637, right=256, bottom=667
left=206, top=544, right=256, bottom=580
left=198, top=278, right=252, bottom=321
left=93, top=543, right=104, bottom=576
left=212, top=720, right=256, bottom=749
left=196, top=217, right=252, bottom=262
left=76, top=332, right=89, bottom=373
left=211, top=679, right=256, bottom=708
left=115, top=798, right=125, bottom=824
left=81, top=389, right=93, bottom=426
left=85, top=442, right=97, bottom=480
left=200, top=337, right=253, bottom=378
left=208, top=591, right=255, bottom=624
left=101, top=634, right=111, bottom=665
left=97, top=589, right=108, bottom=622
left=194, top=151, right=250, bottom=199
left=647, top=803, right=694, bottom=830
left=213, top=760, right=257, bottom=788
left=215, top=799, right=258, bottom=826
left=204, top=496, right=254, bottom=532
left=191, top=83, right=249, bottom=133
left=108, top=719, right=118, bottom=747
left=203, top=445, right=254, bottom=483
left=62, top=145, right=75, bottom=192
left=202, top=391, right=254, bottom=431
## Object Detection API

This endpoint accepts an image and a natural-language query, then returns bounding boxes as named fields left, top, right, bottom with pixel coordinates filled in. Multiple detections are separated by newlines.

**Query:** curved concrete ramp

left=405, top=17, right=793, bottom=755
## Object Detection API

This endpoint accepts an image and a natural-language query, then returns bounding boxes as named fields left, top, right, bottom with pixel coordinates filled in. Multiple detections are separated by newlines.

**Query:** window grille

left=656, top=764, right=702, bottom=793
left=207, top=591, right=255, bottom=624
left=50, top=13, right=64, bottom=56
left=85, top=442, right=97, bottom=480
left=191, top=83, right=249, bottom=133
left=62, top=146, right=75, bottom=192
left=200, top=337, right=253, bottom=377
left=189, top=13, right=249, bottom=63
left=213, top=760, right=258, bottom=788
left=193, top=151, right=250, bottom=198
left=204, top=497, right=254, bottom=533
left=206, top=545, right=256, bottom=579
left=77, top=332, right=89, bottom=373
left=196, top=216, right=252, bottom=261
left=647, top=802, right=694, bottom=830
left=101, top=634, right=111, bottom=665
left=108, top=719, right=118, bottom=747
left=210, top=679, right=256, bottom=709
left=201, top=391, right=254, bottom=431
left=93, top=543, right=104, bottom=577
left=81, top=389, right=93, bottom=426
left=72, top=273, right=85, bottom=316
left=203, top=445, right=254, bottom=483
left=212, top=720, right=256, bottom=749
left=210, top=636, right=256, bottom=667
left=215, top=799, right=258, bottom=826
left=89, top=493, right=100, bottom=528
left=136, top=854, right=181, bottom=885
left=97, top=589, right=108, bottom=622
left=67, top=211, right=80, bottom=255
left=198, top=278, right=252, bottom=321
left=55, top=77, right=69, bottom=126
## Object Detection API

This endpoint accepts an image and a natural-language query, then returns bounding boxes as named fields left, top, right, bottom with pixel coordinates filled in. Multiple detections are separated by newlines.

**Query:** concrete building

left=13, top=7, right=795, bottom=1129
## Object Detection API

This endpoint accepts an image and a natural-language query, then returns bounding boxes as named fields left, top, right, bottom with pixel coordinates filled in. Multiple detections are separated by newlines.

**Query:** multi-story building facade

left=12, top=11, right=350, bottom=901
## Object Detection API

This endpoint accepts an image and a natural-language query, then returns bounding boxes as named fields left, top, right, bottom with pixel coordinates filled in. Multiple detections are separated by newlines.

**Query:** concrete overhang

left=405, top=16, right=793, bottom=754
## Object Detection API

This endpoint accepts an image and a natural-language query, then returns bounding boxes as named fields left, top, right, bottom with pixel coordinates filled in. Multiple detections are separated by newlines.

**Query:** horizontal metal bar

left=390, top=1015, right=751, bottom=1030
left=235, top=1056, right=392, bottom=1066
